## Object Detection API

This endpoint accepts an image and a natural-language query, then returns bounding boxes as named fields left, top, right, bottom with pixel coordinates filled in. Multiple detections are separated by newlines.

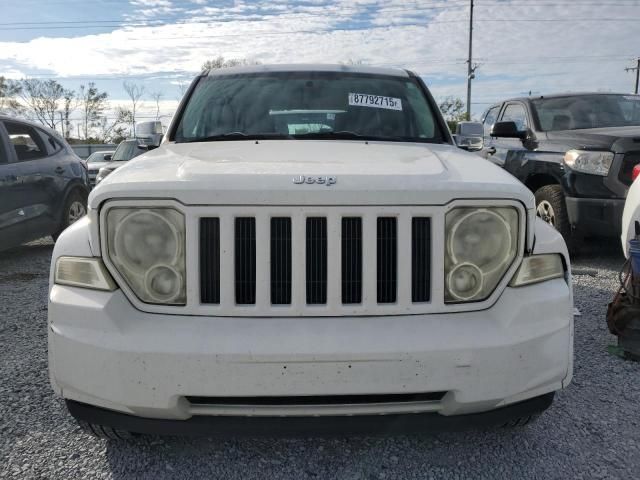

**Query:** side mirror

left=104, top=154, right=112, bottom=161
left=491, top=121, right=527, bottom=139
left=455, top=121, right=484, bottom=152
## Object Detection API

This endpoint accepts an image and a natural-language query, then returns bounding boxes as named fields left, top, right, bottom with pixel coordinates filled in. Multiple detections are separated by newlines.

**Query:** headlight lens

left=106, top=208, right=186, bottom=304
left=510, top=254, right=564, bottom=287
left=445, top=207, right=519, bottom=302
left=55, top=256, right=116, bottom=291
left=563, top=149, right=613, bottom=176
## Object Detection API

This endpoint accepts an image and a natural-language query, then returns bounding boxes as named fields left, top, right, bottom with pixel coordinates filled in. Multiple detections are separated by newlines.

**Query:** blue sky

left=1, top=0, right=639, bottom=126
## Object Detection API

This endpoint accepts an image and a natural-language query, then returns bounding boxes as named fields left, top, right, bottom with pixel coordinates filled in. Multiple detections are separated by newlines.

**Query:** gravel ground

left=0, top=238, right=638, bottom=479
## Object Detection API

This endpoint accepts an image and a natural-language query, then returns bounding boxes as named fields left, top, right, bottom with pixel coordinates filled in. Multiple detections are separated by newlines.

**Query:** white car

left=48, top=65, right=573, bottom=438
left=621, top=168, right=640, bottom=257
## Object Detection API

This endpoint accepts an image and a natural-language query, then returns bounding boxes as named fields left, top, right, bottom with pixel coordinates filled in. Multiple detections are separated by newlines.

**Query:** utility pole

left=625, top=58, right=640, bottom=94
left=466, top=0, right=474, bottom=119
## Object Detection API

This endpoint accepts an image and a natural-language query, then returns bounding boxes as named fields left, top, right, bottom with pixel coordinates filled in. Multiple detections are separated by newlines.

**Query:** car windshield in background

left=173, top=72, right=444, bottom=144
left=532, top=94, right=640, bottom=131
left=87, top=151, right=113, bottom=162
left=112, top=141, right=144, bottom=161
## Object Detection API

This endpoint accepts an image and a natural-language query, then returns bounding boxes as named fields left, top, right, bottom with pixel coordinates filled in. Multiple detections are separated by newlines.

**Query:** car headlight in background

left=445, top=207, right=519, bottom=302
left=105, top=208, right=186, bottom=304
left=563, top=150, right=613, bottom=176
left=95, top=166, right=116, bottom=185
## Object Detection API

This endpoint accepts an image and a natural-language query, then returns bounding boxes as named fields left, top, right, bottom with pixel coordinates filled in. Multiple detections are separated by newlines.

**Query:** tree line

left=0, top=57, right=469, bottom=144
left=0, top=76, right=165, bottom=144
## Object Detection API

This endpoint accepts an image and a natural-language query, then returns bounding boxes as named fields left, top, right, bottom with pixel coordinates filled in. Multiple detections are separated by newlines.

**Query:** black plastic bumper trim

left=66, top=392, right=555, bottom=437
left=565, top=196, right=625, bottom=235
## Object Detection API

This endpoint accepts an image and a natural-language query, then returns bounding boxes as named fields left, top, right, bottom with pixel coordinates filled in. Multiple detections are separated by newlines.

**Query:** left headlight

left=445, top=207, right=519, bottom=302
left=563, top=149, right=613, bottom=176
left=105, top=207, right=186, bottom=305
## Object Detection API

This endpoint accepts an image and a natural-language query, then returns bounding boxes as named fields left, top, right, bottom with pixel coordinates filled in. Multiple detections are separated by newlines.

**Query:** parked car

left=49, top=64, right=572, bottom=439
left=621, top=169, right=640, bottom=257
left=479, top=93, right=640, bottom=249
left=93, top=139, right=147, bottom=186
left=86, top=150, right=115, bottom=187
left=0, top=116, right=89, bottom=251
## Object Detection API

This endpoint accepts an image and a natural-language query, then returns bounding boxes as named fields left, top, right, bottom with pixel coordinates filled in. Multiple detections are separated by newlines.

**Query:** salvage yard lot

left=0, top=239, right=638, bottom=480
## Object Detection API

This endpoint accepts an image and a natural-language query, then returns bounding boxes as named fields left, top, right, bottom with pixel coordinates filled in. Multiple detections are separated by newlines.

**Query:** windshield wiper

left=181, top=133, right=289, bottom=143
left=292, top=131, right=367, bottom=140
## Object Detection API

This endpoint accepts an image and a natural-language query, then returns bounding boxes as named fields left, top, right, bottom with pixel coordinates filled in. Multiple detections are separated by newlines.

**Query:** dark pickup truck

left=479, top=93, right=640, bottom=249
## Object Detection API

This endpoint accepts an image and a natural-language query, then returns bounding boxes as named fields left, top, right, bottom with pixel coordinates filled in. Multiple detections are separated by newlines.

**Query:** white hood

left=90, top=140, right=534, bottom=210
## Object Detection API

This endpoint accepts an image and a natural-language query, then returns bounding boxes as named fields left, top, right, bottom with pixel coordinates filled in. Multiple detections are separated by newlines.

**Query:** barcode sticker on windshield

left=349, top=93, right=402, bottom=111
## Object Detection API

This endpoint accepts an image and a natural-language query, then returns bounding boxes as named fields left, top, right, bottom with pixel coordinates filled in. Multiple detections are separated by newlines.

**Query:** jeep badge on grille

left=293, top=175, right=337, bottom=186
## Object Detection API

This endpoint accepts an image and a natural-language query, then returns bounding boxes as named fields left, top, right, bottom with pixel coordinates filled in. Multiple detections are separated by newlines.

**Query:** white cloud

left=1, top=0, right=638, bottom=115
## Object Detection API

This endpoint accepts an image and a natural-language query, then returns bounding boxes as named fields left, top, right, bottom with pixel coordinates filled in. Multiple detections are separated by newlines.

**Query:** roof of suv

left=0, top=114, right=66, bottom=140
left=205, top=63, right=410, bottom=78
left=499, top=92, right=635, bottom=104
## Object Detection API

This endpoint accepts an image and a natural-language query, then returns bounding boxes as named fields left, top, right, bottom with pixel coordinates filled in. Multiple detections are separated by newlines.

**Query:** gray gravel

left=0, top=238, right=638, bottom=479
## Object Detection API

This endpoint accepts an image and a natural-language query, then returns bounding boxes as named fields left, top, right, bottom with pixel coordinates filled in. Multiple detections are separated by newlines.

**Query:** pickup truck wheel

left=534, top=185, right=577, bottom=250
left=76, top=419, right=136, bottom=440
left=52, top=191, right=87, bottom=241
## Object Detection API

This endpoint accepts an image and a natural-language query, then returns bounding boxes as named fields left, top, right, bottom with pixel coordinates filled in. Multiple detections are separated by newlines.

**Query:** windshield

left=172, top=72, right=445, bottom=143
left=87, top=151, right=113, bottom=162
left=532, top=94, right=640, bottom=131
left=112, top=141, right=144, bottom=161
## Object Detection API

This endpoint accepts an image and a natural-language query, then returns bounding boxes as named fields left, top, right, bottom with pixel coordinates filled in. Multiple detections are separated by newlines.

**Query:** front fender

left=531, top=217, right=573, bottom=388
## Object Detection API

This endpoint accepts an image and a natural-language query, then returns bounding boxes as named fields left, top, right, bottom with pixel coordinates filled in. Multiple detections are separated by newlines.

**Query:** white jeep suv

left=48, top=65, right=573, bottom=438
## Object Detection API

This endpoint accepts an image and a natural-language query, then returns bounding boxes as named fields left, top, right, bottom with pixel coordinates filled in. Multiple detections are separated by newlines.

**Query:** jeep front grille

left=199, top=208, right=431, bottom=313
left=234, top=217, right=256, bottom=305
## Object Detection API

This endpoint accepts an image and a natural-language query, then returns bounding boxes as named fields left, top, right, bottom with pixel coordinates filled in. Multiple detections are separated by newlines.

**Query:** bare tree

left=175, top=80, right=189, bottom=100
left=150, top=91, right=163, bottom=120
left=18, top=79, right=74, bottom=130
left=122, top=81, right=145, bottom=136
left=0, top=76, right=22, bottom=115
left=96, top=106, right=133, bottom=143
left=201, top=56, right=259, bottom=71
left=79, top=82, right=108, bottom=139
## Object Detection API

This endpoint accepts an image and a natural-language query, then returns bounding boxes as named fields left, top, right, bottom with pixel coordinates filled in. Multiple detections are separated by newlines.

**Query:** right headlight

left=445, top=207, right=519, bottom=302
left=105, top=207, right=186, bottom=305
left=563, top=149, right=613, bottom=176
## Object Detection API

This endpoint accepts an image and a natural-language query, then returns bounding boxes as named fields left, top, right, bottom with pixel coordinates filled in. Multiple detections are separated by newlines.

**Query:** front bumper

left=49, top=278, right=573, bottom=427
left=66, top=392, right=555, bottom=436
left=565, top=196, right=625, bottom=235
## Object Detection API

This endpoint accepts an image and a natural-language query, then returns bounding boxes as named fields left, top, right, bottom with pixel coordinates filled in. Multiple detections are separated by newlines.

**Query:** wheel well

left=524, top=174, right=559, bottom=194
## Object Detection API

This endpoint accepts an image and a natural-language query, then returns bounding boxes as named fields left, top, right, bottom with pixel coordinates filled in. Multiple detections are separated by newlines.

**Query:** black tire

left=52, top=191, right=87, bottom=241
left=534, top=185, right=579, bottom=252
left=77, top=419, right=136, bottom=440
left=500, top=414, right=540, bottom=428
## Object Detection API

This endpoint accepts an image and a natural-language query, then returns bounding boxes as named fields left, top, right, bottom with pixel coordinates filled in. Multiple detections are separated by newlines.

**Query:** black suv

left=0, top=116, right=90, bottom=251
left=480, top=93, right=640, bottom=248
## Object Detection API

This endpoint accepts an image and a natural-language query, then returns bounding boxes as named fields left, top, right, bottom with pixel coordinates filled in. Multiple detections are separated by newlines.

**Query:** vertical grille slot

left=341, top=217, right=362, bottom=304
left=235, top=217, right=256, bottom=305
left=411, top=217, right=431, bottom=303
left=271, top=217, right=292, bottom=305
left=200, top=217, right=220, bottom=304
left=306, top=217, right=327, bottom=305
left=377, top=217, right=397, bottom=304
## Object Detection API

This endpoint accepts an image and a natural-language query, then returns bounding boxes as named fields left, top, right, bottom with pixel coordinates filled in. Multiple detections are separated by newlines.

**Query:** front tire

left=76, top=419, right=136, bottom=440
left=534, top=185, right=578, bottom=252
left=52, top=191, right=87, bottom=241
